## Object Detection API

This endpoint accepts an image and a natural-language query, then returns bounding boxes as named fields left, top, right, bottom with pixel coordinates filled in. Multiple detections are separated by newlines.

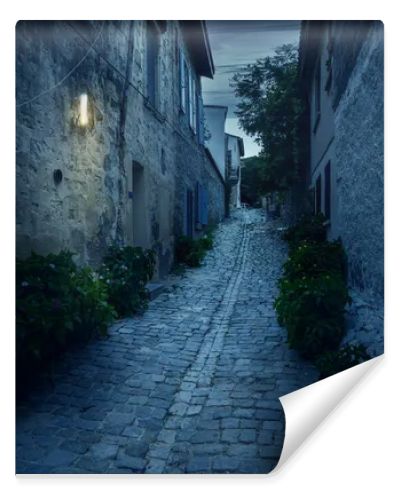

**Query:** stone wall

left=203, top=153, right=226, bottom=225
left=16, top=21, right=225, bottom=277
left=16, top=21, right=130, bottom=265
left=334, top=21, right=384, bottom=299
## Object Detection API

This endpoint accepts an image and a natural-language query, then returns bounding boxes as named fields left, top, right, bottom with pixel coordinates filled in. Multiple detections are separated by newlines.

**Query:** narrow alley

left=16, top=209, right=318, bottom=474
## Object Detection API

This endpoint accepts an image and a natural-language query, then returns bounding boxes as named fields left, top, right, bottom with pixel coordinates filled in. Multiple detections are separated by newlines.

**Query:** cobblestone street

left=16, top=209, right=318, bottom=474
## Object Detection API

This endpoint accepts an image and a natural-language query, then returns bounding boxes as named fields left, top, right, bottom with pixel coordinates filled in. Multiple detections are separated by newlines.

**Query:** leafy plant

left=72, top=267, right=116, bottom=339
left=275, top=273, right=350, bottom=360
left=175, top=227, right=215, bottom=268
left=175, top=236, right=207, bottom=267
left=16, top=251, right=78, bottom=371
left=283, top=240, right=347, bottom=281
left=100, top=246, right=155, bottom=317
left=201, top=226, right=215, bottom=251
left=16, top=252, right=118, bottom=393
left=282, top=213, right=327, bottom=250
left=316, top=343, right=371, bottom=379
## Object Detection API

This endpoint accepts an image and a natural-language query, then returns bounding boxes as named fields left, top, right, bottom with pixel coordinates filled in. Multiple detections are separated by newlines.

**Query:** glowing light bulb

left=78, top=93, right=89, bottom=127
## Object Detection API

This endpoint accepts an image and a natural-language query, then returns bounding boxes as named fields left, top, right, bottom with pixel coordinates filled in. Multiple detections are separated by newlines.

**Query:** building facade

left=16, top=21, right=226, bottom=278
left=204, top=106, right=245, bottom=213
left=204, top=105, right=228, bottom=179
left=299, top=21, right=384, bottom=299
left=226, top=134, right=245, bottom=209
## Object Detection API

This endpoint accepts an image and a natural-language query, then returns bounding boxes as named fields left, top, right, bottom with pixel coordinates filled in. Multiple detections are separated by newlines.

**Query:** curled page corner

left=273, top=354, right=384, bottom=472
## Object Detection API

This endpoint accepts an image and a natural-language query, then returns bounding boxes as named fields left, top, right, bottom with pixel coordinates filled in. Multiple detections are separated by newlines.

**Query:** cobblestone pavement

left=16, top=209, right=318, bottom=474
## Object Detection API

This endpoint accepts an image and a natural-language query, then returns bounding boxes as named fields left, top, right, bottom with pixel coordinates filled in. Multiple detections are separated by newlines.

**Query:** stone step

left=146, top=282, right=165, bottom=301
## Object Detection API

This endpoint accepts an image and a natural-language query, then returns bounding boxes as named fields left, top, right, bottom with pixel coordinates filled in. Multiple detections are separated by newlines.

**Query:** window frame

left=324, top=161, right=331, bottom=220
left=179, top=48, right=188, bottom=113
left=315, top=174, right=322, bottom=214
left=313, top=58, right=321, bottom=133
left=146, top=21, right=161, bottom=109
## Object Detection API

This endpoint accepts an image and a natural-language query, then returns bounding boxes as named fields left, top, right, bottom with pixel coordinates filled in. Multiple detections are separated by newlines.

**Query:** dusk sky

left=202, top=21, right=300, bottom=158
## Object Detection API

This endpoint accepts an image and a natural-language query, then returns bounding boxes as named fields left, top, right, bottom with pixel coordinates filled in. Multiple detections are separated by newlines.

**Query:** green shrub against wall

left=16, top=252, right=116, bottom=391
left=16, top=252, right=78, bottom=373
left=275, top=214, right=352, bottom=361
left=282, top=241, right=347, bottom=281
left=72, top=267, right=116, bottom=338
left=283, top=213, right=327, bottom=251
left=16, top=245, right=155, bottom=393
left=175, top=229, right=215, bottom=268
left=100, top=246, right=155, bottom=317
left=316, top=343, right=370, bottom=379
left=275, top=273, right=350, bottom=359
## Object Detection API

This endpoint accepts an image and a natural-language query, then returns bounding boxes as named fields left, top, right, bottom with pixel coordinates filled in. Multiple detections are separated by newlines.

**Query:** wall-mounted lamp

left=78, top=93, right=89, bottom=127
left=74, top=92, right=99, bottom=131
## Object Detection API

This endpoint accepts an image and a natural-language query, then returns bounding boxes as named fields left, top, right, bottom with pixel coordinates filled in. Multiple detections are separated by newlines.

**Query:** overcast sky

left=202, top=21, right=300, bottom=158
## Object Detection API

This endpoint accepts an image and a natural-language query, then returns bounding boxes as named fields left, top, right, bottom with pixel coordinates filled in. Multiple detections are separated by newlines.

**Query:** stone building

left=16, top=20, right=226, bottom=278
left=203, top=107, right=245, bottom=212
left=226, top=134, right=245, bottom=209
left=204, top=105, right=228, bottom=180
left=299, top=21, right=384, bottom=298
left=299, top=21, right=384, bottom=354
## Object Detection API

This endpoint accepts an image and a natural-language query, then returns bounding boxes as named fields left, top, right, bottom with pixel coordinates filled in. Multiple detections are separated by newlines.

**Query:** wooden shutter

left=179, top=49, right=186, bottom=112
left=192, top=75, right=197, bottom=134
left=197, top=94, right=204, bottom=144
left=324, top=162, right=331, bottom=219
left=315, top=175, right=322, bottom=214
left=195, top=182, right=201, bottom=224
left=196, top=186, right=208, bottom=226
left=186, top=189, right=194, bottom=237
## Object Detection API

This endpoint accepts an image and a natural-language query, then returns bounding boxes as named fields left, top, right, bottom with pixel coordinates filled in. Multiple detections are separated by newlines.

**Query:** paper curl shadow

left=268, top=355, right=383, bottom=474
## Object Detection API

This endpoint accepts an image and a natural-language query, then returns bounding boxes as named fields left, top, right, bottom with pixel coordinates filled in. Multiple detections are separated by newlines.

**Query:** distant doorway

left=186, top=189, right=194, bottom=238
left=131, top=160, right=148, bottom=248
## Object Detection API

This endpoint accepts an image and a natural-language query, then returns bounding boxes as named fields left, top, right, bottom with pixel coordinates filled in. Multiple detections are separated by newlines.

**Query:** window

left=313, top=59, right=321, bottom=131
left=189, top=72, right=197, bottom=134
left=226, top=150, right=232, bottom=171
left=197, top=93, right=204, bottom=145
left=195, top=183, right=208, bottom=226
left=146, top=22, right=160, bottom=108
left=179, top=49, right=188, bottom=113
left=185, top=189, right=194, bottom=237
left=315, top=175, right=322, bottom=214
left=324, top=161, right=331, bottom=220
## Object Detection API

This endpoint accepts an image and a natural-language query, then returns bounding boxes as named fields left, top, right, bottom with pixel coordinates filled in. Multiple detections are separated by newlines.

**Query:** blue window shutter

left=195, top=182, right=201, bottom=224
left=199, top=186, right=208, bottom=225
left=197, top=94, right=204, bottom=145
left=179, top=49, right=186, bottom=112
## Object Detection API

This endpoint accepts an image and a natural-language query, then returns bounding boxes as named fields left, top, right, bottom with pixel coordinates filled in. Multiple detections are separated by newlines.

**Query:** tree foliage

left=240, top=156, right=265, bottom=206
left=231, top=44, right=305, bottom=193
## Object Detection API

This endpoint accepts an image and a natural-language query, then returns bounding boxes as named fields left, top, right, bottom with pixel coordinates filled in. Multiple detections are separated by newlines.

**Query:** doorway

left=130, top=160, right=148, bottom=248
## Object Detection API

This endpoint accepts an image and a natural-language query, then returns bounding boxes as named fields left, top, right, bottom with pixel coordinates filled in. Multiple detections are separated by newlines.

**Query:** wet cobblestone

left=16, top=209, right=318, bottom=474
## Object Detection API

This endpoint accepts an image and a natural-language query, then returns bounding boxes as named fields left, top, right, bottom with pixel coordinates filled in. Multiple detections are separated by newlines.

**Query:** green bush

left=275, top=273, right=350, bottom=359
left=283, top=240, right=347, bottom=281
left=283, top=213, right=327, bottom=250
left=175, top=235, right=208, bottom=267
left=200, top=232, right=214, bottom=252
left=316, top=343, right=370, bottom=379
left=72, top=267, right=116, bottom=339
left=100, top=246, right=155, bottom=317
left=175, top=226, right=215, bottom=268
left=16, top=252, right=117, bottom=387
left=16, top=251, right=78, bottom=372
